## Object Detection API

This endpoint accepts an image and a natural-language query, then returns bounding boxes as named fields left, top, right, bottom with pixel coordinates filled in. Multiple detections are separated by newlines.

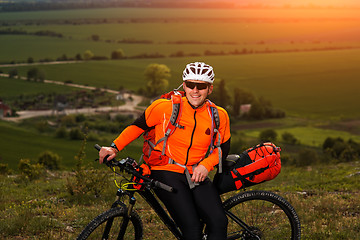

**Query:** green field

left=0, top=76, right=80, bottom=100
left=1, top=7, right=360, bottom=63
left=1, top=7, right=360, bottom=169
left=3, top=49, right=360, bottom=119
left=0, top=7, right=359, bottom=239
left=0, top=120, right=143, bottom=170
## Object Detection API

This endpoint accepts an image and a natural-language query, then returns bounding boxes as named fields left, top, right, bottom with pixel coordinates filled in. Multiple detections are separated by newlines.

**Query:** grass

left=244, top=126, right=360, bottom=147
left=0, top=76, right=80, bottom=100
left=0, top=161, right=358, bottom=239
left=0, top=118, right=143, bottom=171
left=4, top=48, right=360, bottom=119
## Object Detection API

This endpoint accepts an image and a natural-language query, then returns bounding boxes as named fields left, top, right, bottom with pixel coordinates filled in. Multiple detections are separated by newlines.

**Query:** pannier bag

left=214, top=142, right=281, bottom=194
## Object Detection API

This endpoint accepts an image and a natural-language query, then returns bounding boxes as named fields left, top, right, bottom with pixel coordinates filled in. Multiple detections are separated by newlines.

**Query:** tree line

left=0, top=0, right=235, bottom=12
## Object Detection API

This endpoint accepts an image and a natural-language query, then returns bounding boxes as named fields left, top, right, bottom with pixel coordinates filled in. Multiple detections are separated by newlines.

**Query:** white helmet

left=182, top=62, right=215, bottom=84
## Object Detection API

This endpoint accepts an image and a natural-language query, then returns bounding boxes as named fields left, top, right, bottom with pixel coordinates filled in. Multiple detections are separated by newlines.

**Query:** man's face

left=183, top=80, right=213, bottom=108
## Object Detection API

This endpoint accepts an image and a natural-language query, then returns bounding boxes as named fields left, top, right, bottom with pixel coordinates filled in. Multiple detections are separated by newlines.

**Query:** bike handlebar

left=94, top=144, right=173, bottom=193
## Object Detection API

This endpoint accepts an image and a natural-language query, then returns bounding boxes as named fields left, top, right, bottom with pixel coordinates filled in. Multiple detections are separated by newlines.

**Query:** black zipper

left=185, top=110, right=197, bottom=165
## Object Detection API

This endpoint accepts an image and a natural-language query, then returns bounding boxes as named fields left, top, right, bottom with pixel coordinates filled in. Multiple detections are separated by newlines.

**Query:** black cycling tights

left=151, top=170, right=228, bottom=240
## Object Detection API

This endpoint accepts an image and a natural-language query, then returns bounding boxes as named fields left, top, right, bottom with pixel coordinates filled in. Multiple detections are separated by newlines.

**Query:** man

left=99, top=62, right=231, bottom=240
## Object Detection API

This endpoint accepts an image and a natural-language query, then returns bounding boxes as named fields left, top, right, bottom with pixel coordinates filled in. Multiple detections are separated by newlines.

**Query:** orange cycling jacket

left=113, top=97, right=231, bottom=174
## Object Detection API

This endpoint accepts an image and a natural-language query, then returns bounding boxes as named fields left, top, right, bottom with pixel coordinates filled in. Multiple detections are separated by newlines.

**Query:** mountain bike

left=77, top=144, right=301, bottom=239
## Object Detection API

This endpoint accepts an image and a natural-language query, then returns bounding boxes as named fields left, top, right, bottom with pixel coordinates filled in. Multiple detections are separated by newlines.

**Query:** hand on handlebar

left=99, top=146, right=118, bottom=164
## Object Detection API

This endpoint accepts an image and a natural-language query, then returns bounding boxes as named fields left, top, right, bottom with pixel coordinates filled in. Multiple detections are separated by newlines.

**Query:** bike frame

left=108, top=187, right=183, bottom=239
left=106, top=186, right=261, bottom=240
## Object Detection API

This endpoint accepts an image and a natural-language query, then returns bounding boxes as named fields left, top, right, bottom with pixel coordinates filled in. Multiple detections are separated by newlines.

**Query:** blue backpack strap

left=206, top=100, right=223, bottom=173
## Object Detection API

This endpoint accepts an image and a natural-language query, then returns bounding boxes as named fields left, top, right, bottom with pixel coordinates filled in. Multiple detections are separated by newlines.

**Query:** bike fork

left=117, top=196, right=136, bottom=239
left=101, top=189, right=136, bottom=240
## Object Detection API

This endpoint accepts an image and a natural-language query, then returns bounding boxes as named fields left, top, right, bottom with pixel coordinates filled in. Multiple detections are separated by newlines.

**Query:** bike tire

left=223, top=190, right=301, bottom=240
left=77, top=207, right=143, bottom=240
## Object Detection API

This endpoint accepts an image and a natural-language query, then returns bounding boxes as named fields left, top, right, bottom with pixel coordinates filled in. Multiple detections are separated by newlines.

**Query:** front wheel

left=77, top=207, right=143, bottom=240
left=224, top=190, right=301, bottom=240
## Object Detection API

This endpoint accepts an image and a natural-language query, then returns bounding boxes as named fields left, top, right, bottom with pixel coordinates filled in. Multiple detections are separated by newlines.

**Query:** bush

left=18, top=159, right=44, bottom=180
left=295, top=149, right=320, bottom=167
left=55, top=126, right=67, bottom=138
left=38, top=151, right=61, bottom=170
left=259, top=129, right=277, bottom=142
left=0, top=163, right=12, bottom=175
left=279, top=153, right=295, bottom=166
left=322, top=137, right=360, bottom=162
left=60, top=115, right=76, bottom=127
left=282, top=132, right=299, bottom=145
left=69, top=127, right=84, bottom=140
left=66, top=137, right=110, bottom=201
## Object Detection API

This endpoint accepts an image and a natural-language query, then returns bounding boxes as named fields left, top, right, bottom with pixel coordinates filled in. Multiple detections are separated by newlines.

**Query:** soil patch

left=319, top=120, right=360, bottom=135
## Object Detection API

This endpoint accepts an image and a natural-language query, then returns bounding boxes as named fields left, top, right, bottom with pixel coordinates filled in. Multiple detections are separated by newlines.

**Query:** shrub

left=66, top=137, right=110, bottom=201
left=280, top=153, right=295, bottom=166
left=38, top=151, right=61, bottom=170
left=0, top=163, right=12, bottom=175
left=69, top=127, right=84, bottom=140
left=18, top=159, right=44, bottom=180
left=322, top=137, right=360, bottom=162
left=282, top=132, right=299, bottom=145
left=60, top=115, right=76, bottom=127
left=55, top=126, right=67, bottom=138
left=259, top=129, right=277, bottom=142
left=295, top=149, right=320, bottom=167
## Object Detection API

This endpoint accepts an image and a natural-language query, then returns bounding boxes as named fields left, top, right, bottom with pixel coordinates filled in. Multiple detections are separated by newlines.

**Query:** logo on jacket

left=205, top=128, right=211, bottom=135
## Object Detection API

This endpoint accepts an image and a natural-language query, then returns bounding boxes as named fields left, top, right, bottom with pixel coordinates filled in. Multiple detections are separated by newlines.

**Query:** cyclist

left=99, top=62, right=231, bottom=240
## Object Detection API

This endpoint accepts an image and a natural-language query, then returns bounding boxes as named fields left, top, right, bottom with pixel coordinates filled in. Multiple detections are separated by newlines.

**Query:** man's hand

left=99, top=146, right=118, bottom=164
left=191, top=165, right=209, bottom=183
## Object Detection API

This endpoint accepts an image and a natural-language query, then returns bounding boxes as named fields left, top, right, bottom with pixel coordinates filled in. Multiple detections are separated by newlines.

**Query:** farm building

left=0, top=101, right=12, bottom=118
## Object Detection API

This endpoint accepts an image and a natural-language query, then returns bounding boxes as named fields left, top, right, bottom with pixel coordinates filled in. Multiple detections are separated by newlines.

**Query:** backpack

left=214, top=142, right=281, bottom=194
left=140, top=90, right=222, bottom=171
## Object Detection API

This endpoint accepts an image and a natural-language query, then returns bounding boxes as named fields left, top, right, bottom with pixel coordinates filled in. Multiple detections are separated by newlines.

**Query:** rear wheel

left=224, top=191, right=301, bottom=240
left=77, top=207, right=143, bottom=240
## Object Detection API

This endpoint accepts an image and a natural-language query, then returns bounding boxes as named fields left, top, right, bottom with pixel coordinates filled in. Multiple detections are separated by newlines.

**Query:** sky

left=232, top=0, right=360, bottom=7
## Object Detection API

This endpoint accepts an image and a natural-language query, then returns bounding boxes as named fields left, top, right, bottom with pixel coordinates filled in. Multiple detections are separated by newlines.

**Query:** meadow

left=0, top=7, right=359, bottom=239
left=4, top=49, right=360, bottom=119
left=1, top=7, right=360, bottom=63
left=0, top=160, right=358, bottom=239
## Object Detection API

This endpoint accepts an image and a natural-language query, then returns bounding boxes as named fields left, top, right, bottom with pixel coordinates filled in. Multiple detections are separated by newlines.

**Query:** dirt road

left=1, top=73, right=145, bottom=121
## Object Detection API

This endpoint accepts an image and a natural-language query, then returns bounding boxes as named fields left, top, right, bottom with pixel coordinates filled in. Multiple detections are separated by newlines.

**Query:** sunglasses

left=185, top=81, right=209, bottom=90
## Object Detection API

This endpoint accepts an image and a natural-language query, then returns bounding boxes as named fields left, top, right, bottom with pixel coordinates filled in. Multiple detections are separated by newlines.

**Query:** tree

left=75, top=53, right=82, bottom=60
left=27, top=67, right=45, bottom=82
left=27, top=57, right=34, bottom=63
left=83, top=50, right=94, bottom=60
left=111, top=48, right=125, bottom=59
left=209, top=78, right=230, bottom=108
left=91, top=34, right=100, bottom=41
left=233, top=87, right=256, bottom=117
left=144, top=63, right=170, bottom=97
left=259, top=129, right=277, bottom=142
left=8, top=68, right=18, bottom=78
left=248, top=99, right=265, bottom=119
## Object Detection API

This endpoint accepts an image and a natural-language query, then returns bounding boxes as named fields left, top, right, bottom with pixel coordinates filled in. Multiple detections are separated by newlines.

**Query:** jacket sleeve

left=113, top=125, right=144, bottom=151
left=113, top=99, right=167, bottom=151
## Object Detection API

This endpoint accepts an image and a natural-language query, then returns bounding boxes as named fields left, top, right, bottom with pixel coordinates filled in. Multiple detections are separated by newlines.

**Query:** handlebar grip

left=154, top=181, right=173, bottom=192
left=94, top=144, right=101, bottom=151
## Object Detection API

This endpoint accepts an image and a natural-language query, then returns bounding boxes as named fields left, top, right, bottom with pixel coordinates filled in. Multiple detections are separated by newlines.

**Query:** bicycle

left=77, top=144, right=301, bottom=239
